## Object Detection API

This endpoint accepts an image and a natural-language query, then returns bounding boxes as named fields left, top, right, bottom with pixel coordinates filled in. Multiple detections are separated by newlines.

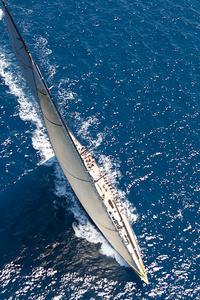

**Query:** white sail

left=2, top=0, right=148, bottom=283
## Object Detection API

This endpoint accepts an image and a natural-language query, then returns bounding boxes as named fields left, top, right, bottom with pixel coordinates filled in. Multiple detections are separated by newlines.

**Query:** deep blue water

left=0, top=0, right=199, bottom=299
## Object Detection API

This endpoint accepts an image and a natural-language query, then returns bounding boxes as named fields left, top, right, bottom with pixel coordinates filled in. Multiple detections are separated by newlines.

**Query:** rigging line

left=98, top=222, right=117, bottom=232
left=43, top=114, right=62, bottom=127
left=62, top=164, right=91, bottom=183
left=95, top=172, right=107, bottom=183
left=38, top=89, right=47, bottom=96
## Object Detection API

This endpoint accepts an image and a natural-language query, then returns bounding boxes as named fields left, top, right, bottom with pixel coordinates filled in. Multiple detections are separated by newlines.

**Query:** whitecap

left=0, top=9, right=3, bottom=21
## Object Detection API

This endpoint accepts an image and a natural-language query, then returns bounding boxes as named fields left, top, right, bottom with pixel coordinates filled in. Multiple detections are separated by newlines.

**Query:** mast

left=2, top=1, right=148, bottom=284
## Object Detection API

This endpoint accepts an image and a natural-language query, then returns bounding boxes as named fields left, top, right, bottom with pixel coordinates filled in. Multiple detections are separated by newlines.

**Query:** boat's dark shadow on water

left=0, top=163, right=142, bottom=293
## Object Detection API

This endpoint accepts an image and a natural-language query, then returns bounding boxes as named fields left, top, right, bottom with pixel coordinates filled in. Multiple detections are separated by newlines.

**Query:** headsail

left=2, top=0, right=148, bottom=284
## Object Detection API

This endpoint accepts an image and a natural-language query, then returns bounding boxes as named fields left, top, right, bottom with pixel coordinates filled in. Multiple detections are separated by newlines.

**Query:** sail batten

left=2, top=0, right=148, bottom=284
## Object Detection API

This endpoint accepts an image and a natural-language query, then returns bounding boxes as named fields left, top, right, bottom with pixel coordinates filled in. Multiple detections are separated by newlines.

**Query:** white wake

left=0, top=9, right=3, bottom=21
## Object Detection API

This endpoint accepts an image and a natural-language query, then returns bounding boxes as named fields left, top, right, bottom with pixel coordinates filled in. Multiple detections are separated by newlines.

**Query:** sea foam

left=0, top=9, right=3, bottom=21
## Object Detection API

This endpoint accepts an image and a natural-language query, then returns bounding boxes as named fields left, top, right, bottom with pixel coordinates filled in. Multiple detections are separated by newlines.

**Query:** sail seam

left=43, top=114, right=62, bottom=127
left=62, top=165, right=91, bottom=183
left=98, top=223, right=116, bottom=232
left=38, top=89, right=47, bottom=96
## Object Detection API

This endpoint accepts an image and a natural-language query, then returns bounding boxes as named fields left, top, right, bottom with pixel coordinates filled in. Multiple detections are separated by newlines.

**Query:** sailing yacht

left=2, top=0, right=149, bottom=284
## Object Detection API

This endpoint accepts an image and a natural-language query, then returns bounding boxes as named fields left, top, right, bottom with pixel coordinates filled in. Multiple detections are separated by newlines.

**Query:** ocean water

left=0, top=0, right=199, bottom=299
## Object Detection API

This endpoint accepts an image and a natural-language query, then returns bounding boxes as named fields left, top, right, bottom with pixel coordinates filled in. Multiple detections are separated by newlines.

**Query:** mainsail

left=2, top=0, right=148, bottom=284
